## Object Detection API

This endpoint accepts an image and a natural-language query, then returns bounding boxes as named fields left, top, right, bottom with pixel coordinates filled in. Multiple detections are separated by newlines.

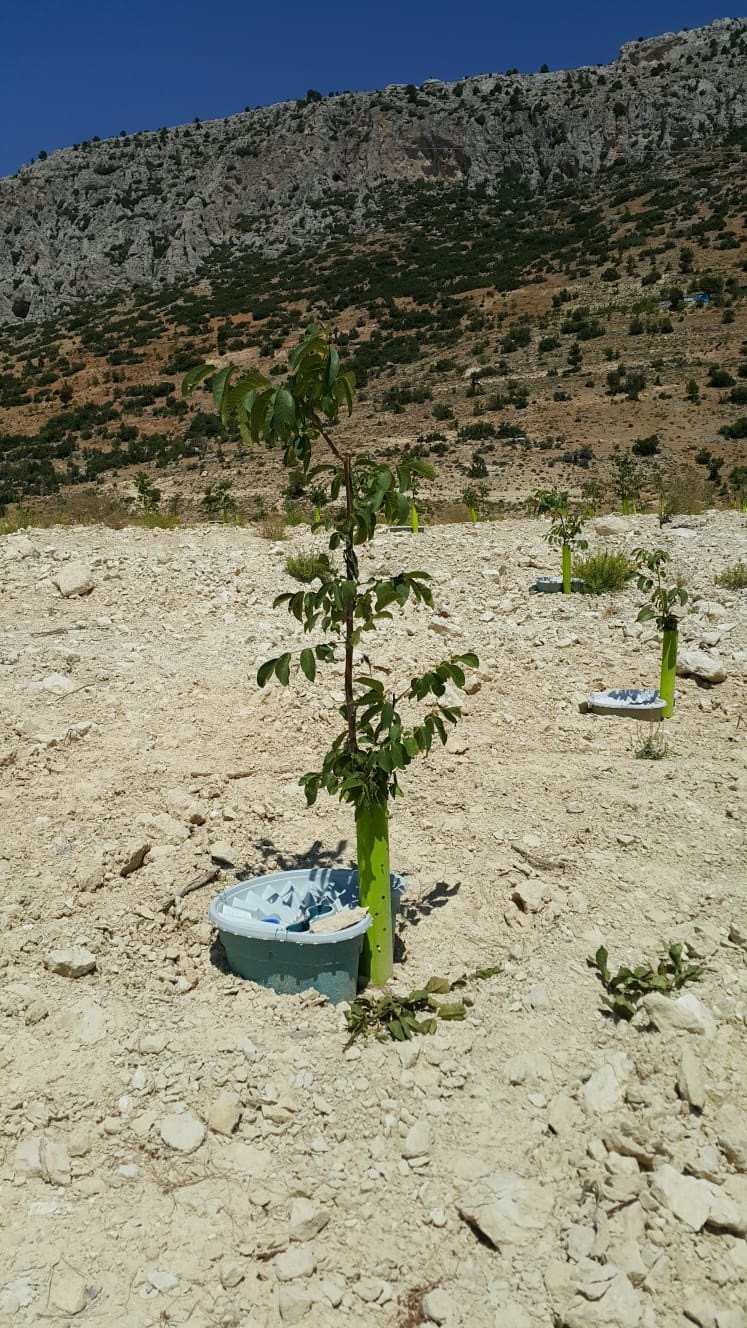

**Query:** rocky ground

left=0, top=510, right=745, bottom=1328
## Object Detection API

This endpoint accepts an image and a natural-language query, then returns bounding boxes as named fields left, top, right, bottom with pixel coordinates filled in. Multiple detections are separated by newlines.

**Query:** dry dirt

left=0, top=511, right=745, bottom=1328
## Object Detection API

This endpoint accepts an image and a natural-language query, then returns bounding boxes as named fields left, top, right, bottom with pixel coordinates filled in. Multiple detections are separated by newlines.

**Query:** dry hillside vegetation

left=1, top=127, right=746, bottom=525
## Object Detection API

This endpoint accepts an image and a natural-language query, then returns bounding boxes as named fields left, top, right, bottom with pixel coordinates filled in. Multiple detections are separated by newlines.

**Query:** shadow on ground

left=236, top=838, right=354, bottom=877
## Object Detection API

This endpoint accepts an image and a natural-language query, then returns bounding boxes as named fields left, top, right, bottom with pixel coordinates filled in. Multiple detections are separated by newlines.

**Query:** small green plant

left=284, top=549, right=332, bottom=583
left=634, top=724, right=668, bottom=760
left=135, top=509, right=180, bottom=529
left=573, top=550, right=634, bottom=595
left=344, top=966, right=501, bottom=1046
left=587, top=944, right=704, bottom=1022
left=462, top=482, right=489, bottom=523
left=634, top=547, right=687, bottom=718
left=611, top=451, right=642, bottom=515
left=655, top=466, right=712, bottom=522
left=133, top=471, right=161, bottom=512
left=580, top=478, right=605, bottom=512
left=527, top=487, right=588, bottom=593
left=203, top=479, right=238, bottom=522
left=257, top=512, right=288, bottom=540
left=404, top=456, right=429, bottom=533
left=308, top=483, right=328, bottom=523
left=715, top=559, right=747, bottom=590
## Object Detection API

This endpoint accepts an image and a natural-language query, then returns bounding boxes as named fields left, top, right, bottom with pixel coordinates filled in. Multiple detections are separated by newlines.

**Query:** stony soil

left=0, top=511, right=745, bottom=1328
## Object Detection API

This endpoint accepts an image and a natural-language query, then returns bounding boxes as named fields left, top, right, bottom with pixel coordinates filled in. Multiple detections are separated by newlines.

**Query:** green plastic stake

left=660, top=628, right=678, bottom=718
left=410, top=503, right=419, bottom=534
left=356, top=800, right=393, bottom=986
left=562, top=544, right=572, bottom=594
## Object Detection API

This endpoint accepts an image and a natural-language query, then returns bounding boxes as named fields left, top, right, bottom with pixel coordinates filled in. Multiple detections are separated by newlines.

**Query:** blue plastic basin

left=534, top=576, right=584, bottom=594
left=209, top=867, right=406, bottom=1003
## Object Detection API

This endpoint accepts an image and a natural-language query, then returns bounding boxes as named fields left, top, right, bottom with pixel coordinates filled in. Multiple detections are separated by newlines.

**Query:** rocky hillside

left=1, top=18, right=746, bottom=324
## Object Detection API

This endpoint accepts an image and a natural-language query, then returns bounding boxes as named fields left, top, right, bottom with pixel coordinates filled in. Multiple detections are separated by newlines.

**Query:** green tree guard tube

left=411, top=503, right=419, bottom=534
left=562, top=544, right=572, bottom=594
left=660, top=628, right=678, bottom=718
left=469, top=507, right=478, bottom=524
left=356, top=800, right=393, bottom=986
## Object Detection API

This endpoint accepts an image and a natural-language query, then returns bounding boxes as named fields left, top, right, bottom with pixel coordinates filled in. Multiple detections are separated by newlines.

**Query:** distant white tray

left=587, top=687, right=666, bottom=720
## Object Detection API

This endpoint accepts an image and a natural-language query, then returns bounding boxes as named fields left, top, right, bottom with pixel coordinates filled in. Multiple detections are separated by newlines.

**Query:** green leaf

left=637, top=606, right=655, bottom=622
left=181, top=363, right=214, bottom=398
left=327, top=345, right=340, bottom=385
left=299, top=648, right=316, bottom=682
left=250, top=388, right=275, bottom=441
left=335, top=372, right=355, bottom=415
left=235, top=405, right=251, bottom=447
left=425, top=977, right=451, bottom=994
left=275, top=653, right=291, bottom=686
left=273, top=388, right=297, bottom=440
left=257, top=658, right=277, bottom=687
left=211, top=364, right=234, bottom=412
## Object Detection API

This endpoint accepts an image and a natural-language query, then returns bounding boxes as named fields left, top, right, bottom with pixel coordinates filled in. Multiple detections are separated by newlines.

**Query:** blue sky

left=0, top=1, right=734, bottom=178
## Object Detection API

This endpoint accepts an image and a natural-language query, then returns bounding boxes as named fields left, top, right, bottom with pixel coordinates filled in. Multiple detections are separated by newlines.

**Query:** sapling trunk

left=355, top=800, right=393, bottom=985
left=659, top=627, right=678, bottom=718
left=562, top=544, right=572, bottom=594
left=411, top=502, right=419, bottom=534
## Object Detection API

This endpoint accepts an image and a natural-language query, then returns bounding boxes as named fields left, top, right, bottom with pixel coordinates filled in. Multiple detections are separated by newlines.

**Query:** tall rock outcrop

left=1, top=18, right=745, bottom=323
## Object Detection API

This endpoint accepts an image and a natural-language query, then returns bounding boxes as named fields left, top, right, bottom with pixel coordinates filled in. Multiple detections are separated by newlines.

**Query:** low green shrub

left=588, top=944, right=703, bottom=1022
left=135, top=509, right=181, bottom=529
left=715, top=559, right=747, bottom=590
left=573, top=550, right=634, bottom=594
left=285, top=550, right=331, bottom=582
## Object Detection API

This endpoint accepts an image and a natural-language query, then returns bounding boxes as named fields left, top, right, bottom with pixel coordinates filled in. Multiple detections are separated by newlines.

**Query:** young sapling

left=401, top=454, right=428, bottom=532
left=634, top=547, right=688, bottom=718
left=611, top=451, right=643, bottom=515
left=203, top=479, right=238, bottom=523
left=133, top=471, right=161, bottom=513
left=462, top=482, right=489, bottom=524
left=527, top=487, right=588, bottom=593
left=183, top=326, right=478, bottom=985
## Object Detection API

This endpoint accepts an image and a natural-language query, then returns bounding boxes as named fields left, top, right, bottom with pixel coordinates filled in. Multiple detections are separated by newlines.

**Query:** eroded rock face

left=1, top=18, right=745, bottom=323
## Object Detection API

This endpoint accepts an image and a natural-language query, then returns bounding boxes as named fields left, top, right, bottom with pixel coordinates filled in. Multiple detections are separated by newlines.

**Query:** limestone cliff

left=1, top=18, right=745, bottom=323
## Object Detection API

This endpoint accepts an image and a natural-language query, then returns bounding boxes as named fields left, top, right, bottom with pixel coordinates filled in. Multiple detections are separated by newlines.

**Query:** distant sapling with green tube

left=527, top=487, right=588, bottom=593
left=611, top=451, right=643, bottom=515
left=183, top=325, right=477, bottom=986
left=634, top=547, right=688, bottom=718
left=408, top=462, right=421, bottom=533
left=462, top=482, right=489, bottom=524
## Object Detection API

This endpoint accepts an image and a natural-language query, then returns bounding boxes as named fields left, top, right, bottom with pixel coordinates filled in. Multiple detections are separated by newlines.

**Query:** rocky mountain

left=1, top=18, right=745, bottom=325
